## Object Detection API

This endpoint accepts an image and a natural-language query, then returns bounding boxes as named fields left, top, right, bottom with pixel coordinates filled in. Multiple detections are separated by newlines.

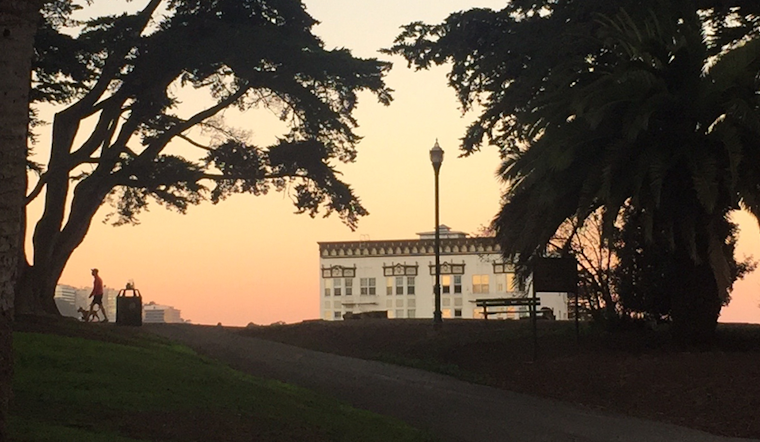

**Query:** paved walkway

left=146, top=324, right=756, bottom=442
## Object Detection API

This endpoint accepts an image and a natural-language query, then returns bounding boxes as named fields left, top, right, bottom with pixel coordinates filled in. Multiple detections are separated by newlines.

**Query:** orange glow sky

left=30, top=0, right=760, bottom=325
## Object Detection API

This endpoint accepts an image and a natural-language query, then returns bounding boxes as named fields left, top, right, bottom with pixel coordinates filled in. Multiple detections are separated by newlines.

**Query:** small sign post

left=534, top=256, right=580, bottom=341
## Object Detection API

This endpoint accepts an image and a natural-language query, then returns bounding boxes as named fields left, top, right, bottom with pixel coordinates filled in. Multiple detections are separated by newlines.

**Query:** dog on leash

left=77, top=307, right=100, bottom=323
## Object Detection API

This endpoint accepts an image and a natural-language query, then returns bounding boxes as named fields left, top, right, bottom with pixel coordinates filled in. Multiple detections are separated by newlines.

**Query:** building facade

left=54, top=284, right=79, bottom=317
left=319, top=226, right=569, bottom=321
left=55, top=284, right=138, bottom=322
left=143, top=302, right=184, bottom=323
left=55, top=284, right=116, bottom=319
left=103, top=288, right=118, bottom=321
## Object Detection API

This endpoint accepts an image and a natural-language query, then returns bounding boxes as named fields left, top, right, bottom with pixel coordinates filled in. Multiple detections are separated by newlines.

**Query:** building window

left=334, top=278, right=342, bottom=296
left=454, top=309, right=462, bottom=318
left=496, top=273, right=517, bottom=292
left=407, top=277, right=415, bottom=295
left=407, top=309, right=416, bottom=318
left=345, top=278, right=353, bottom=296
left=395, top=276, right=404, bottom=295
left=473, top=275, right=489, bottom=294
left=442, top=275, right=451, bottom=294
left=454, top=275, right=462, bottom=294
left=386, top=277, right=393, bottom=295
left=360, top=278, right=376, bottom=295
left=333, top=311, right=342, bottom=319
left=395, top=309, right=404, bottom=318
left=324, top=279, right=332, bottom=297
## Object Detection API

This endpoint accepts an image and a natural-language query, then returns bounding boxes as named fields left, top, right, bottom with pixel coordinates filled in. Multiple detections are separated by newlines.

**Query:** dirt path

left=146, top=324, right=755, bottom=442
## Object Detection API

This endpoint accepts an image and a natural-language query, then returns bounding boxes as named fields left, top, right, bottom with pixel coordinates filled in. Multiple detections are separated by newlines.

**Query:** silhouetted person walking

left=88, top=268, right=108, bottom=323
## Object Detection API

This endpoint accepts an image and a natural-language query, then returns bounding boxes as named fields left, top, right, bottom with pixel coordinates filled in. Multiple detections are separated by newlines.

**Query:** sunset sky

left=29, top=0, right=760, bottom=325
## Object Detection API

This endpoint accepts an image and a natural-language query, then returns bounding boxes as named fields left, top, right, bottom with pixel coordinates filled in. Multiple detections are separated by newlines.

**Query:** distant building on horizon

left=55, top=284, right=125, bottom=321
left=103, top=287, right=117, bottom=320
left=318, top=225, right=570, bottom=321
left=143, top=302, right=184, bottom=323
left=54, top=284, right=79, bottom=317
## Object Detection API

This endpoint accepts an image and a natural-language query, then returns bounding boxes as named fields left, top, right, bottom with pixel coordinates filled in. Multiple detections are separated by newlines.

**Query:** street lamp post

left=430, top=140, right=444, bottom=329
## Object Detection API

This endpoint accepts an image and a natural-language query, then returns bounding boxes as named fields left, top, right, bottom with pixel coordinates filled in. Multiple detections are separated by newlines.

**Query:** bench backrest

left=475, top=298, right=540, bottom=307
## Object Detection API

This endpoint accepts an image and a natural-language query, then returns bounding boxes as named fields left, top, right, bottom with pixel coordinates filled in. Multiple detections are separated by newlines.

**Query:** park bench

left=343, top=310, right=388, bottom=320
left=474, top=297, right=542, bottom=320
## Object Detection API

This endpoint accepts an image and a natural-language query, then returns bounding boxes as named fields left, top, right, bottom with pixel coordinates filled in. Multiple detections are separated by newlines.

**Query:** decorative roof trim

left=319, top=237, right=501, bottom=259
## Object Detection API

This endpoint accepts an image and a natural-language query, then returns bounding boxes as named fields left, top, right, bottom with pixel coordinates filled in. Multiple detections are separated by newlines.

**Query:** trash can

left=116, top=288, right=142, bottom=326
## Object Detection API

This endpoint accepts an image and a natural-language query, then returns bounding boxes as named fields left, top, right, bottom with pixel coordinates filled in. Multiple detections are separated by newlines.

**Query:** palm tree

left=493, top=7, right=760, bottom=342
left=389, top=1, right=760, bottom=343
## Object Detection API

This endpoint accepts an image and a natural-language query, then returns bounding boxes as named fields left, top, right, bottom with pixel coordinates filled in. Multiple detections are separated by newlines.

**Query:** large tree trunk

left=0, top=1, right=44, bottom=439
left=15, top=80, right=121, bottom=316
left=669, top=250, right=722, bottom=346
left=15, top=263, right=60, bottom=316
left=16, top=168, right=114, bottom=316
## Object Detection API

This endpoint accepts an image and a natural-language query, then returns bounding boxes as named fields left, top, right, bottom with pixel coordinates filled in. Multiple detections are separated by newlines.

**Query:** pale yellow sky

left=31, top=0, right=760, bottom=325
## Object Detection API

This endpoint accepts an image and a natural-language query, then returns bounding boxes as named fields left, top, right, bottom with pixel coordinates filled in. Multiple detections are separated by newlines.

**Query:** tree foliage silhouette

left=19, top=0, right=391, bottom=315
left=389, top=0, right=760, bottom=343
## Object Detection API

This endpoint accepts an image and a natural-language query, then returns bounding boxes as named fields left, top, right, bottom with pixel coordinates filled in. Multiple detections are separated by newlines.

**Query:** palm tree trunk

left=670, top=251, right=722, bottom=346
left=0, top=0, right=44, bottom=439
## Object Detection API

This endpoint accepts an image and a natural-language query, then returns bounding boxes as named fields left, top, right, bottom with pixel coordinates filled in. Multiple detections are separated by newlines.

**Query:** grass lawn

left=242, top=319, right=760, bottom=439
left=10, top=318, right=434, bottom=442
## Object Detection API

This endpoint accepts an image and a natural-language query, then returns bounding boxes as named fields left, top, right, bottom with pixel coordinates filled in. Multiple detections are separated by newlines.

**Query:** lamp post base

left=433, top=313, right=442, bottom=330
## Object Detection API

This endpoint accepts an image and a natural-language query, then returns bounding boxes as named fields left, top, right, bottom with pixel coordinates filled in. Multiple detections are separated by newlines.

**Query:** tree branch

left=71, top=95, right=126, bottom=161
left=60, top=0, right=163, bottom=118
left=136, top=85, right=251, bottom=163
left=26, top=102, right=124, bottom=205
left=197, top=171, right=307, bottom=182
left=25, top=174, right=47, bottom=205
left=177, top=133, right=213, bottom=151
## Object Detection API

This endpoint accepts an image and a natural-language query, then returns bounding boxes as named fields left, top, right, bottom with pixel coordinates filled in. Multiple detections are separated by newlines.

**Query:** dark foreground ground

left=241, top=319, right=760, bottom=440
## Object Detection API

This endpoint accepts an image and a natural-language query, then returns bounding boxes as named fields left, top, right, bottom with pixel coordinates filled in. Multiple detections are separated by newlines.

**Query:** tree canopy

left=389, top=0, right=760, bottom=342
left=19, top=0, right=391, bottom=314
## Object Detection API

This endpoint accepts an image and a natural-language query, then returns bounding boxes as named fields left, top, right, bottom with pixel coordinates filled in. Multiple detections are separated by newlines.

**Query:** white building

left=143, top=302, right=184, bottom=323
left=74, top=288, right=91, bottom=310
left=54, top=284, right=79, bottom=318
left=55, top=284, right=119, bottom=320
left=319, top=226, right=569, bottom=321
left=103, top=287, right=118, bottom=321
